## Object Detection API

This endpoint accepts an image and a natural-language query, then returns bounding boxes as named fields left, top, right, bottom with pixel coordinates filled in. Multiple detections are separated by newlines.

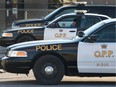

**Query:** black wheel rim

left=41, top=63, right=58, bottom=79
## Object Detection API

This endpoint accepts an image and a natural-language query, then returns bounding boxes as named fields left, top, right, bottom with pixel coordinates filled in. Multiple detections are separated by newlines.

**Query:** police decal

left=36, top=44, right=62, bottom=51
left=94, top=44, right=114, bottom=58
left=55, top=33, right=67, bottom=38
left=18, top=29, right=34, bottom=33
left=25, top=23, right=42, bottom=27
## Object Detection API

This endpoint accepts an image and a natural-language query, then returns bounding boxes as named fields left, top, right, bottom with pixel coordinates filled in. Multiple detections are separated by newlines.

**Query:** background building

left=0, top=0, right=115, bottom=30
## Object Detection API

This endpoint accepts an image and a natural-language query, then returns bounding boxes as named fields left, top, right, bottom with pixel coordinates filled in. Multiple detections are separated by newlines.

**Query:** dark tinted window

left=94, top=23, right=116, bottom=42
left=81, top=16, right=100, bottom=29
left=57, top=16, right=77, bottom=28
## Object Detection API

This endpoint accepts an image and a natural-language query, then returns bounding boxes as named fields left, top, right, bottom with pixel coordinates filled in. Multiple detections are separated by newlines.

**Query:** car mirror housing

left=78, top=31, right=85, bottom=37
left=87, top=35, right=97, bottom=43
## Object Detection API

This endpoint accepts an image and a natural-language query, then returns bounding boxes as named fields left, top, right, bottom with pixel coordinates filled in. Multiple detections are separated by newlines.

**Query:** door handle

left=69, top=30, right=76, bottom=32
left=59, top=29, right=63, bottom=32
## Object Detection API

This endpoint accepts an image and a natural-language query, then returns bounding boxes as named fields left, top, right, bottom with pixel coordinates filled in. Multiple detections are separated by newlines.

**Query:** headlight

left=8, top=51, right=27, bottom=57
left=2, top=33, right=13, bottom=37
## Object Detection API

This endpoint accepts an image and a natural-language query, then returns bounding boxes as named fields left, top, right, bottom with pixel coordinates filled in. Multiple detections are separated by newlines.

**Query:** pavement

left=0, top=70, right=116, bottom=82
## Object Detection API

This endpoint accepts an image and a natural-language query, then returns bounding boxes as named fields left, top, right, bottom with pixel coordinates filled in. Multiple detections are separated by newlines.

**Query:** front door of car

left=77, top=23, right=116, bottom=74
left=44, top=16, right=77, bottom=40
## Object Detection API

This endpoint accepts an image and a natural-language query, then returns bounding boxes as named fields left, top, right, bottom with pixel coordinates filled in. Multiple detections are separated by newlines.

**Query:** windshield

left=46, top=14, right=67, bottom=27
left=44, top=7, right=62, bottom=20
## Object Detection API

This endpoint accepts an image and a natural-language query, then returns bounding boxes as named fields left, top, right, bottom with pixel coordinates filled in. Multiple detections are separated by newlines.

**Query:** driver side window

left=57, top=16, right=77, bottom=28
left=93, top=23, right=115, bottom=42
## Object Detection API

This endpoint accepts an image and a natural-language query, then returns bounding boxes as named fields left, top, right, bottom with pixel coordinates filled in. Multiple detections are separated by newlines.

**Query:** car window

left=57, top=16, right=77, bottom=28
left=93, top=23, right=116, bottom=42
left=81, top=16, right=100, bottom=29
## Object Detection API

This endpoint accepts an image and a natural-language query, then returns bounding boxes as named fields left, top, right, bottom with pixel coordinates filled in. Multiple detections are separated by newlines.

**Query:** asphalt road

left=0, top=46, right=116, bottom=87
left=0, top=81, right=115, bottom=87
left=0, top=71, right=115, bottom=87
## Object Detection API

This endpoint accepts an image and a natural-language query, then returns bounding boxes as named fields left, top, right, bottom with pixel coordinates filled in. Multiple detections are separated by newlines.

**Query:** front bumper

left=0, top=46, right=7, bottom=69
left=1, top=56, right=32, bottom=74
left=0, top=58, right=2, bottom=69
left=0, top=37, right=15, bottom=47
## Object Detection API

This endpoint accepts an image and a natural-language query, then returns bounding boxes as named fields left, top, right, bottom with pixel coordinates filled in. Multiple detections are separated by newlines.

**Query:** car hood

left=8, top=39, right=75, bottom=50
left=4, top=26, right=45, bottom=32
left=14, top=18, right=44, bottom=24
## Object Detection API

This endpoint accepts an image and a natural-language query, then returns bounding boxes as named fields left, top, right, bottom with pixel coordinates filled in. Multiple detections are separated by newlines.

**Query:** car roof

left=62, top=12, right=111, bottom=18
left=102, top=18, right=116, bottom=24
left=61, top=4, right=115, bottom=8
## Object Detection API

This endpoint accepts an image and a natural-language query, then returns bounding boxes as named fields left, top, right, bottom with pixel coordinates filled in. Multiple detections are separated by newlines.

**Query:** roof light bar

left=74, top=2, right=87, bottom=5
left=74, top=10, right=87, bottom=14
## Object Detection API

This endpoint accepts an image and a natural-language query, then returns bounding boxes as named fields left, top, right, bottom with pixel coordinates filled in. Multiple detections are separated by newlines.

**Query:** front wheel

left=33, top=55, right=65, bottom=85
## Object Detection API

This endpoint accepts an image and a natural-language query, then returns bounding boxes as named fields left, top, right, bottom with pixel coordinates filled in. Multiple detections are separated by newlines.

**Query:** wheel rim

left=45, top=66, right=54, bottom=75
left=41, top=63, right=57, bottom=78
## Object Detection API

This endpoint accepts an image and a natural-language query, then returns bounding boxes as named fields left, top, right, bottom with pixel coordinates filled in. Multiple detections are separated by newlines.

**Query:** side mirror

left=78, top=31, right=85, bottom=37
left=87, top=35, right=97, bottom=43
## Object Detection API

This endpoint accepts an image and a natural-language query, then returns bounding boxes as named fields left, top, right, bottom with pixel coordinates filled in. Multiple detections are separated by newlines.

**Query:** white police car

left=1, top=19, right=116, bottom=84
left=0, top=11, right=110, bottom=47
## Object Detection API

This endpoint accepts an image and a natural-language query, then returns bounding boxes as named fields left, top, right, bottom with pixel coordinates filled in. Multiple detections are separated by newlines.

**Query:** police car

left=1, top=18, right=116, bottom=84
left=12, top=2, right=116, bottom=28
left=0, top=11, right=110, bottom=47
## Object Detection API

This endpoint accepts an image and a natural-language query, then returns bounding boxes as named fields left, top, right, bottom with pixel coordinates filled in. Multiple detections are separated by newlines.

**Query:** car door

left=78, top=23, right=116, bottom=74
left=44, top=16, right=77, bottom=40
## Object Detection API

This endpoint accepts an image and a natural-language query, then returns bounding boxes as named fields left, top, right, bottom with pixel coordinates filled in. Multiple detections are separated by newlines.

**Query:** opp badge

left=36, top=44, right=62, bottom=51
left=94, top=44, right=114, bottom=58
left=55, top=33, right=67, bottom=38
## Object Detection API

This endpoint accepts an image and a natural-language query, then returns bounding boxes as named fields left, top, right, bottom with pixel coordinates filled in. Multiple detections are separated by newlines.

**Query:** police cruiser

left=12, top=2, right=116, bottom=28
left=0, top=11, right=110, bottom=47
left=1, top=19, right=116, bottom=84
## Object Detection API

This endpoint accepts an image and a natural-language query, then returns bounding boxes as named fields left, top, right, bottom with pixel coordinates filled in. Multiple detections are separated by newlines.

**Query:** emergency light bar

left=74, top=10, right=87, bottom=14
left=74, top=2, right=87, bottom=6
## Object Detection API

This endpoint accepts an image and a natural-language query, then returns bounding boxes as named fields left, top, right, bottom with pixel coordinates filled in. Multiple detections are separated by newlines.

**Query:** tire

left=33, top=55, right=65, bottom=85
left=17, top=35, right=34, bottom=43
